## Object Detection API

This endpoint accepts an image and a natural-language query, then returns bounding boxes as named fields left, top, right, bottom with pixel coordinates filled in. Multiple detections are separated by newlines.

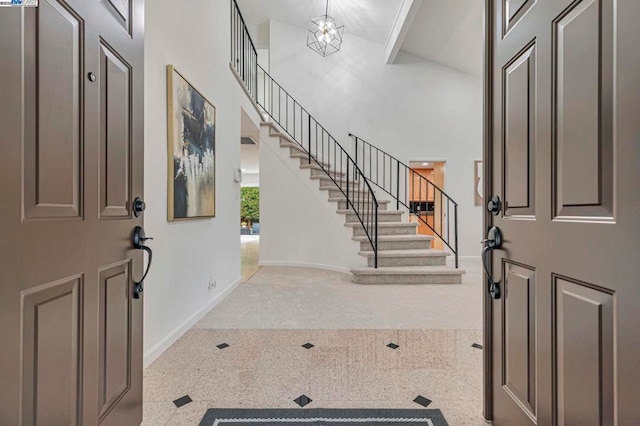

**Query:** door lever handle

left=482, top=226, right=502, bottom=299
left=132, top=226, right=153, bottom=299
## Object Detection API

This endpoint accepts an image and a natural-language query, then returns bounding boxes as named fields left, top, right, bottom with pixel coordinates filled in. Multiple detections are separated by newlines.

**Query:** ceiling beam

left=384, top=0, right=423, bottom=64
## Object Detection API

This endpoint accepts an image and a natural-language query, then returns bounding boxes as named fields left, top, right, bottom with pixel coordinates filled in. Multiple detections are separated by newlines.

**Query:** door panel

left=502, top=42, right=535, bottom=216
left=98, top=261, right=133, bottom=420
left=503, top=0, right=536, bottom=36
left=24, top=0, right=83, bottom=219
left=101, top=0, right=132, bottom=35
left=99, top=41, right=132, bottom=219
left=502, top=261, right=536, bottom=419
left=553, top=276, right=614, bottom=426
left=0, top=0, right=144, bottom=425
left=21, top=276, right=83, bottom=426
left=552, top=0, right=614, bottom=219
left=486, top=0, right=640, bottom=424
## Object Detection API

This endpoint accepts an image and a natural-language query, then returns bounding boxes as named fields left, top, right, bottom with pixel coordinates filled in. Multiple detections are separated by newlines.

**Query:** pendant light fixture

left=307, top=0, right=344, bottom=57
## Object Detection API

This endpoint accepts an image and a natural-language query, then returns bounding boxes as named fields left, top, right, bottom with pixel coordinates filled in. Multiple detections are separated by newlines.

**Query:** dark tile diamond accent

left=302, top=343, right=315, bottom=349
left=293, top=395, right=313, bottom=407
left=217, top=343, right=230, bottom=350
left=471, top=343, right=483, bottom=350
left=387, top=343, right=399, bottom=350
left=173, top=395, right=192, bottom=408
left=413, top=395, right=432, bottom=408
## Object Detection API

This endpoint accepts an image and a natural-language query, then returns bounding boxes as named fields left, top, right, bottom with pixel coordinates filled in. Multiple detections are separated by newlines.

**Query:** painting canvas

left=167, top=65, right=216, bottom=220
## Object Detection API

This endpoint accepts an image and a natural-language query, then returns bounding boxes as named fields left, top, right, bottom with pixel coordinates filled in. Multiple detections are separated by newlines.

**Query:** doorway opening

left=408, top=160, right=447, bottom=250
left=240, top=107, right=261, bottom=282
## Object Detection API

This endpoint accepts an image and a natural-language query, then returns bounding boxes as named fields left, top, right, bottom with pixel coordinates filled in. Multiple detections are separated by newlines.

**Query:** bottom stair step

left=358, top=249, right=449, bottom=267
left=350, top=266, right=465, bottom=285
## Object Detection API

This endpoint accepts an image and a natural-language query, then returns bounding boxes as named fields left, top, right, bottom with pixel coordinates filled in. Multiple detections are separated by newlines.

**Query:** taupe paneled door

left=0, top=0, right=144, bottom=424
left=485, top=0, right=640, bottom=424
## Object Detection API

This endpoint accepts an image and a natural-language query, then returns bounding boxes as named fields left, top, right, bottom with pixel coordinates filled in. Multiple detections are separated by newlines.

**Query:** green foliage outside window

left=240, top=187, right=260, bottom=225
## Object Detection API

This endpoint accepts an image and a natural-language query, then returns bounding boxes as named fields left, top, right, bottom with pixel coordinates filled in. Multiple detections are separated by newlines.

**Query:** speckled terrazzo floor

left=143, top=260, right=485, bottom=425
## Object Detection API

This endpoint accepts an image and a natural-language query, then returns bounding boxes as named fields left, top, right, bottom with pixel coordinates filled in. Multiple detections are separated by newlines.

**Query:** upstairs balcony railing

left=230, top=0, right=257, bottom=99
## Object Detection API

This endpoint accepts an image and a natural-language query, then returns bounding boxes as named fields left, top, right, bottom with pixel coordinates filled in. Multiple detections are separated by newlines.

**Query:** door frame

left=482, top=0, right=494, bottom=422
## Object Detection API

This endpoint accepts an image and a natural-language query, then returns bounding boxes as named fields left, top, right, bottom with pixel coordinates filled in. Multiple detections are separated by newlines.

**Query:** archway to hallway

left=240, top=107, right=261, bottom=282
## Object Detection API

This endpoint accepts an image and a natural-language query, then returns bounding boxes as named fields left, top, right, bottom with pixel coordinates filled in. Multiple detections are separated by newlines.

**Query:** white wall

left=144, top=0, right=260, bottom=366
left=259, top=125, right=365, bottom=272
left=241, top=173, right=260, bottom=187
left=268, top=20, right=482, bottom=257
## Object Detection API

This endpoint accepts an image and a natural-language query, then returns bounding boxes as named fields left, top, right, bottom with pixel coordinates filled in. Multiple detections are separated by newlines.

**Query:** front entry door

left=486, top=0, right=640, bottom=424
left=0, top=0, right=144, bottom=424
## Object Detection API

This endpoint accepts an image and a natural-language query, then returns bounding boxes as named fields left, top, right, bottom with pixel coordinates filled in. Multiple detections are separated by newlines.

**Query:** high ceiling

left=401, top=0, right=483, bottom=75
left=235, top=0, right=483, bottom=75
left=236, top=0, right=402, bottom=45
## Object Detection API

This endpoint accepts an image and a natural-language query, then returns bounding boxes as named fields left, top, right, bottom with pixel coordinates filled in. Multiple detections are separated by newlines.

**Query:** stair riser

left=309, top=168, right=345, bottom=178
left=321, top=183, right=363, bottom=193
left=352, top=225, right=416, bottom=237
left=313, top=176, right=360, bottom=186
left=367, top=256, right=447, bottom=267
left=360, top=240, right=432, bottom=251
left=344, top=213, right=402, bottom=223
left=328, top=189, right=373, bottom=199
left=336, top=200, right=388, bottom=211
left=298, top=157, right=331, bottom=168
left=352, top=274, right=462, bottom=285
left=286, top=145, right=307, bottom=155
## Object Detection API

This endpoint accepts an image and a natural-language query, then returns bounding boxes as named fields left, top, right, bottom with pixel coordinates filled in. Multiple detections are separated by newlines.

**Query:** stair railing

left=230, top=0, right=379, bottom=267
left=257, top=66, right=379, bottom=267
left=349, top=134, right=459, bottom=268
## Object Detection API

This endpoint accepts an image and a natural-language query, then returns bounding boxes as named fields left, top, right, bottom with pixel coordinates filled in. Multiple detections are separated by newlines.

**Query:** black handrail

left=230, top=0, right=258, bottom=99
left=230, top=0, right=379, bottom=267
left=349, top=134, right=459, bottom=268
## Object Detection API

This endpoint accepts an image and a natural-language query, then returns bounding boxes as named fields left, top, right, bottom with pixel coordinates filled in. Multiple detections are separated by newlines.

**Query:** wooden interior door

left=0, top=0, right=145, bottom=424
left=485, top=0, right=640, bottom=424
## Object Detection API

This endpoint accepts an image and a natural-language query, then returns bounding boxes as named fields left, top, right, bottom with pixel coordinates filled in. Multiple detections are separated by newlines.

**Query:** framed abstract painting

left=166, top=65, right=216, bottom=220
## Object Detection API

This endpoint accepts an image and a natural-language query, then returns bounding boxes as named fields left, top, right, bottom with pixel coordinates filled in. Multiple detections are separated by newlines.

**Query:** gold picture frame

left=166, top=65, right=216, bottom=221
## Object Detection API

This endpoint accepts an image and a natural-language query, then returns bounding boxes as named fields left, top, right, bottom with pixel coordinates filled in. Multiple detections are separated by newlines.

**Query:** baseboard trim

left=258, top=260, right=352, bottom=275
left=143, top=276, right=242, bottom=368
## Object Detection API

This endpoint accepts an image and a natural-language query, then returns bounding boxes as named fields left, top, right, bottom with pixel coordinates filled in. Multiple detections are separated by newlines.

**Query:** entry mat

left=198, top=408, right=449, bottom=426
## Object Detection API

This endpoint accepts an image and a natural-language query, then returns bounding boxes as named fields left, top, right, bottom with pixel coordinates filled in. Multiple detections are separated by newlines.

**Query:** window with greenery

left=240, top=187, right=260, bottom=226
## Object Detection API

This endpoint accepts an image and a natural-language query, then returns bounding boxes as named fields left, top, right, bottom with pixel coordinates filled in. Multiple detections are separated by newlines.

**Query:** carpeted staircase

left=261, top=122, right=465, bottom=285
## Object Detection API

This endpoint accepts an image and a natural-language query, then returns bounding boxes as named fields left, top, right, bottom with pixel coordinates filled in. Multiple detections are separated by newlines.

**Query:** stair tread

left=337, top=210, right=403, bottom=215
left=351, top=266, right=465, bottom=275
left=344, top=221, right=417, bottom=228
left=320, top=186, right=369, bottom=192
left=310, top=176, right=358, bottom=183
left=358, top=250, right=450, bottom=258
left=300, top=164, right=345, bottom=174
left=352, top=234, right=433, bottom=242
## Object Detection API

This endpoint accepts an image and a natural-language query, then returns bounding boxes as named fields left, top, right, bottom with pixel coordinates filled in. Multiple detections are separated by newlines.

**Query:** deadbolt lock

left=487, top=195, right=501, bottom=216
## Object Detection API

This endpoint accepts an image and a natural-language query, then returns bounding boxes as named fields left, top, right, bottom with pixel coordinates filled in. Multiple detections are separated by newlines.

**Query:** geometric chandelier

left=307, top=0, right=344, bottom=57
